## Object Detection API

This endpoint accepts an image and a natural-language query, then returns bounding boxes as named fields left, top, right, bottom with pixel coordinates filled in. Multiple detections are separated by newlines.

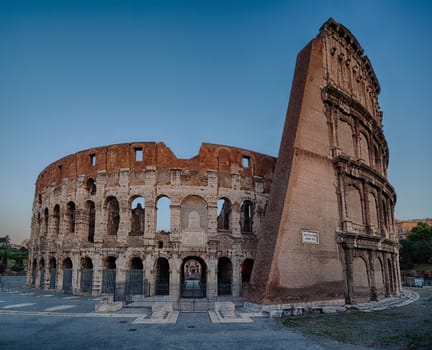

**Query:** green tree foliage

left=409, top=222, right=432, bottom=254
left=400, top=223, right=432, bottom=269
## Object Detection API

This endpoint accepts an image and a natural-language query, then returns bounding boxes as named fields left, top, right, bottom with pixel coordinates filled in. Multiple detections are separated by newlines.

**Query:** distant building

left=396, top=219, right=432, bottom=240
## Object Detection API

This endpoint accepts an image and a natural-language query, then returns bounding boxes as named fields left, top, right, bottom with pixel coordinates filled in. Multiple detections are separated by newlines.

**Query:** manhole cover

left=128, top=328, right=137, bottom=332
left=187, top=325, right=195, bottom=329
left=119, top=320, right=128, bottom=324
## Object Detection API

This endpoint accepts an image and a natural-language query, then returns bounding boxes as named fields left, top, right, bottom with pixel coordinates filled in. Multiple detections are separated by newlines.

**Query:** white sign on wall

left=302, top=230, right=319, bottom=244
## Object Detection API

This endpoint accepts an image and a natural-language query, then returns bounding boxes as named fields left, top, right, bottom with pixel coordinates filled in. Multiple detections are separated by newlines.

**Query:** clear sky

left=1, top=0, right=431, bottom=244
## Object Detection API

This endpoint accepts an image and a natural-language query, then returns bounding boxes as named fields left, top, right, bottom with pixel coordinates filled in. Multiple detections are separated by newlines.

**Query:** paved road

left=0, top=290, right=368, bottom=350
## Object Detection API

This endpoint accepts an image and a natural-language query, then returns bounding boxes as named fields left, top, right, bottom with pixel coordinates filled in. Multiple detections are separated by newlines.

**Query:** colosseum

left=27, top=18, right=401, bottom=309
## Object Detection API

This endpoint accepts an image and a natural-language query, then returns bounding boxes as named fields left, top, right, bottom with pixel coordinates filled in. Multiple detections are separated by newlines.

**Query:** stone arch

left=381, top=198, right=389, bottom=237
left=62, top=258, right=73, bottom=293
left=39, top=258, right=45, bottom=289
left=66, top=202, right=76, bottom=234
left=130, top=196, right=145, bottom=235
left=181, top=256, right=207, bottom=298
left=241, top=258, right=254, bottom=283
left=352, top=256, right=370, bottom=302
left=43, top=208, right=49, bottom=236
left=49, top=257, right=57, bottom=290
left=240, top=200, right=254, bottom=233
left=373, top=143, right=381, bottom=173
left=345, top=185, right=364, bottom=229
left=53, top=204, right=60, bottom=237
left=368, top=192, right=379, bottom=233
left=127, top=257, right=144, bottom=295
left=359, top=131, right=369, bottom=165
left=80, top=257, right=93, bottom=294
left=387, top=257, right=396, bottom=295
left=217, top=257, right=233, bottom=296
left=86, top=178, right=96, bottom=195
left=105, top=196, right=120, bottom=236
left=217, top=197, right=232, bottom=231
left=180, top=195, right=208, bottom=232
left=31, top=258, right=37, bottom=287
left=102, top=256, right=117, bottom=294
left=155, top=257, right=170, bottom=296
left=86, top=200, right=96, bottom=242
left=338, top=118, right=355, bottom=157
left=374, top=257, right=385, bottom=299
left=156, top=196, right=171, bottom=233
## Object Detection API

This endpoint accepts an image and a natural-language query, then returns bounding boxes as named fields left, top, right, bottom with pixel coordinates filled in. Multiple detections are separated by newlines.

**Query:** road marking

left=63, top=296, right=80, bottom=300
left=44, top=305, right=76, bottom=312
left=19, top=293, right=35, bottom=296
left=2, top=303, right=36, bottom=309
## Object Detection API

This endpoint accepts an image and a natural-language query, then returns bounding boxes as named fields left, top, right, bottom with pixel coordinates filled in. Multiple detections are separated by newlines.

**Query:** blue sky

left=1, top=0, right=431, bottom=243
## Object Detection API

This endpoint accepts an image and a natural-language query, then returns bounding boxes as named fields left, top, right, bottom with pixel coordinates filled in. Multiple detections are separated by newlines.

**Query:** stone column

left=344, top=245, right=354, bottom=304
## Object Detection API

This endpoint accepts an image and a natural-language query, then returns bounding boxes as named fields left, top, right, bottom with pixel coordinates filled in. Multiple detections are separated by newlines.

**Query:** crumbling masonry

left=27, top=19, right=400, bottom=308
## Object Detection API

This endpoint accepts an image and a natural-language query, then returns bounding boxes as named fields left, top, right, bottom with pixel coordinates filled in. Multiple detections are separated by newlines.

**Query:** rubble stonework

left=27, top=18, right=401, bottom=306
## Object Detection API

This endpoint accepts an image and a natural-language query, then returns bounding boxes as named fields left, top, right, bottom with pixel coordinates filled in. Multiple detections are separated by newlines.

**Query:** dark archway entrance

left=63, top=258, right=73, bottom=293
left=155, top=258, right=170, bottom=295
left=217, top=257, right=232, bottom=296
left=181, top=256, right=206, bottom=298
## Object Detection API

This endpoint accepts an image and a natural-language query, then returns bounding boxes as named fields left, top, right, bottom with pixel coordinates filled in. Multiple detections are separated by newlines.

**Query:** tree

left=409, top=222, right=432, bottom=256
left=0, top=235, right=11, bottom=272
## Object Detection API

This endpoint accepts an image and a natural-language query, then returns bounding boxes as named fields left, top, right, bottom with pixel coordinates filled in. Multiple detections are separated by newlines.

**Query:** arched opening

left=63, top=258, right=73, bottom=293
left=217, top=257, right=232, bottom=296
left=181, top=256, right=206, bottom=298
left=87, top=201, right=95, bottom=242
left=39, top=258, right=45, bottom=289
left=155, top=258, right=170, bottom=295
left=374, top=258, right=385, bottom=299
left=49, top=258, right=57, bottom=290
left=368, top=193, right=379, bottom=233
left=32, top=259, right=37, bottom=287
left=66, top=202, right=76, bottom=234
left=353, top=257, right=370, bottom=302
left=102, top=256, right=116, bottom=294
left=241, top=258, right=254, bottom=283
left=86, top=178, right=96, bottom=195
left=106, top=196, right=120, bottom=235
left=345, top=185, right=364, bottom=230
left=80, top=257, right=93, bottom=294
left=44, top=208, right=49, bottom=236
left=53, top=205, right=60, bottom=236
left=217, top=198, right=231, bottom=231
left=156, top=196, right=171, bottom=233
left=387, top=258, right=396, bottom=295
left=240, top=200, right=253, bottom=233
left=241, top=258, right=254, bottom=296
left=126, top=257, right=144, bottom=295
left=359, top=132, right=369, bottom=165
left=130, top=196, right=145, bottom=236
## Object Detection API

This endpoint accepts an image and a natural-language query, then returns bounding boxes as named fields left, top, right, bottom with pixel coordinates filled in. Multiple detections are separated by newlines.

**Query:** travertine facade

left=28, top=19, right=401, bottom=307
left=27, top=142, right=275, bottom=301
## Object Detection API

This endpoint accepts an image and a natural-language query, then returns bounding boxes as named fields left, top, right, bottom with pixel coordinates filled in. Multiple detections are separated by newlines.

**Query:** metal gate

left=80, top=269, right=93, bottom=294
left=32, top=266, right=37, bottom=287
left=102, top=269, right=116, bottom=294
left=50, top=268, right=56, bottom=289
left=63, top=268, right=72, bottom=293
left=39, top=268, right=45, bottom=288
left=114, top=270, right=149, bottom=304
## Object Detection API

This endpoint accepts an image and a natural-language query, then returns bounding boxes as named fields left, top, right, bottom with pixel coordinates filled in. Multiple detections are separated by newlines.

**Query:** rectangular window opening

left=242, top=155, right=250, bottom=168
left=135, top=148, right=143, bottom=162
left=90, top=154, right=96, bottom=167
